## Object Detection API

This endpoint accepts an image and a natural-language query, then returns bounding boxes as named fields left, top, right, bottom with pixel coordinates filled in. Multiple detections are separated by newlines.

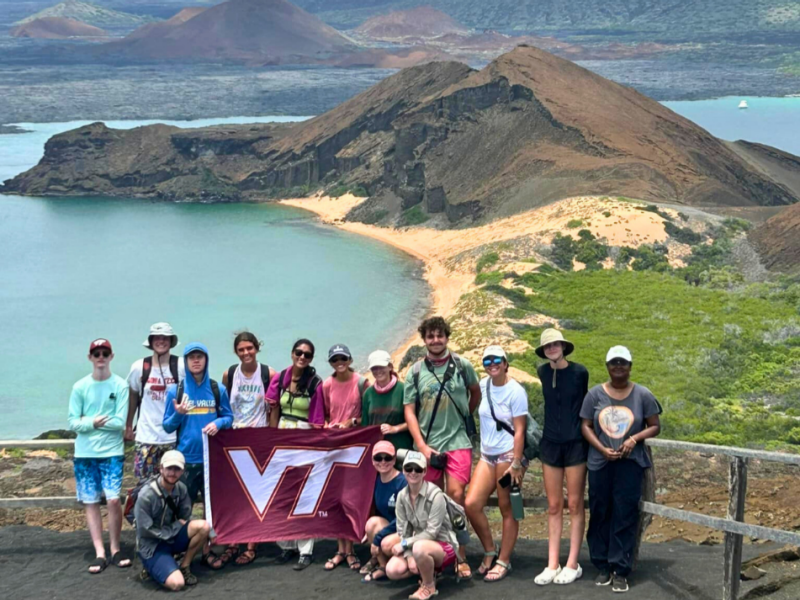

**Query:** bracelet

left=511, top=460, right=523, bottom=470
left=629, top=436, right=637, bottom=444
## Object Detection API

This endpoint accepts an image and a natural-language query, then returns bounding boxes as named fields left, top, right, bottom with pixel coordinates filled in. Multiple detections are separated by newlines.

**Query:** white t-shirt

left=127, top=356, right=185, bottom=445
left=230, top=364, right=268, bottom=429
left=478, top=376, right=529, bottom=455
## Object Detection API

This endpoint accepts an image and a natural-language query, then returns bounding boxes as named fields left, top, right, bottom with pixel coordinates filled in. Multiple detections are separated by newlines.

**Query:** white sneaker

left=554, top=564, right=583, bottom=584
left=534, top=565, right=561, bottom=585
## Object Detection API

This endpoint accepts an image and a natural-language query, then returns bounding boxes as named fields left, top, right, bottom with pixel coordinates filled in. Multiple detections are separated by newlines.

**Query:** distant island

left=10, top=17, right=107, bottom=39
left=0, top=125, right=33, bottom=135
left=13, top=0, right=155, bottom=30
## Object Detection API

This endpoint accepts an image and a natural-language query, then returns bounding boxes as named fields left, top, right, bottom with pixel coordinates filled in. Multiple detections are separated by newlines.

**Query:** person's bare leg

left=85, top=503, right=106, bottom=571
left=565, top=463, right=587, bottom=570
left=106, top=498, right=125, bottom=561
left=446, top=474, right=470, bottom=572
left=543, top=464, right=565, bottom=570
left=465, top=460, right=497, bottom=573
left=494, top=462, right=519, bottom=566
left=181, top=520, right=210, bottom=567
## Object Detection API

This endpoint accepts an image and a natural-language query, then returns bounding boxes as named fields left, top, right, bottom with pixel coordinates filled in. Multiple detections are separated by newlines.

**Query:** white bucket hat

left=143, top=322, right=179, bottom=350
left=368, top=350, right=392, bottom=369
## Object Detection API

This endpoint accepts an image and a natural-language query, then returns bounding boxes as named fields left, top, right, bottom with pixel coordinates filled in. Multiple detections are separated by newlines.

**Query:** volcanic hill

left=14, top=0, right=152, bottom=29
left=9, top=17, right=107, bottom=39
left=4, top=46, right=800, bottom=222
left=354, top=6, right=469, bottom=40
left=750, top=203, right=800, bottom=272
left=101, top=0, right=358, bottom=63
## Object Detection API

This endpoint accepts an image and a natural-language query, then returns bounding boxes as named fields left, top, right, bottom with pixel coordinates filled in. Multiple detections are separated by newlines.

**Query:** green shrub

left=665, top=221, right=703, bottom=245
left=632, top=245, right=671, bottom=272
left=476, top=251, right=500, bottom=273
left=361, top=209, right=388, bottom=225
left=566, top=219, right=584, bottom=229
left=551, top=233, right=577, bottom=270
left=475, top=270, right=503, bottom=286
left=399, top=205, right=429, bottom=226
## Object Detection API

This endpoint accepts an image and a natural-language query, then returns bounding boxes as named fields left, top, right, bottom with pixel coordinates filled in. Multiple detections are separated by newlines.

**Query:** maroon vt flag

left=203, top=426, right=383, bottom=544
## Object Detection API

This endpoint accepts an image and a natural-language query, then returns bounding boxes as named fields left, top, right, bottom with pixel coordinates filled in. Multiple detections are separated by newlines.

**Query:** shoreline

left=279, top=195, right=475, bottom=365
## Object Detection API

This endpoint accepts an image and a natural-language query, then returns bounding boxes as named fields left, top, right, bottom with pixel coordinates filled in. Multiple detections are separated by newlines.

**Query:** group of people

left=68, top=316, right=662, bottom=596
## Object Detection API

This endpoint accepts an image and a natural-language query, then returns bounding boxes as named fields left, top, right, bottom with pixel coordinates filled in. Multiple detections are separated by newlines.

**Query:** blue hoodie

left=163, top=342, right=233, bottom=463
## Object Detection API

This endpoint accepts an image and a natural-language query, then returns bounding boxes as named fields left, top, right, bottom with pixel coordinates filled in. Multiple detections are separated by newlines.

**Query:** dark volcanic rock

left=750, top=203, right=800, bottom=273
left=5, top=46, right=800, bottom=223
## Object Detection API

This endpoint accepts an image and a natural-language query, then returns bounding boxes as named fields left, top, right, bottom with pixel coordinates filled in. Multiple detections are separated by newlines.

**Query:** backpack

left=430, top=485, right=470, bottom=547
left=484, top=379, right=543, bottom=461
left=136, top=355, right=180, bottom=414
left=226, top=363, right=272, bottom=395
left=174, top=379, right=221, bottom=409
left=123, top=477, right=178, bottom=526
left=276, top=367, right=322, bottom=400
left=411, top=353, right=478, bottom=444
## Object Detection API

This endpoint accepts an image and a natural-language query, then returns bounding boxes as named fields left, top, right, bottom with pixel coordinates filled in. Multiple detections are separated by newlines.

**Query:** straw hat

left=535, top=328, right=575, bottom=359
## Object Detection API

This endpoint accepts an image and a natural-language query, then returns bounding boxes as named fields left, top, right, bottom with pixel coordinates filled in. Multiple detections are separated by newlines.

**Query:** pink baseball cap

left=372, top=440, right=396, bottom=457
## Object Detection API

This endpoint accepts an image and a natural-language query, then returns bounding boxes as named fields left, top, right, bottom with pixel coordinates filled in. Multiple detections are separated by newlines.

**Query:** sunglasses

left=373, top=453, right=395, bottom=462
left=91, top=350, right=111, bottom=358
left=403, top=466, right=424, bottom=474
left=483, top=356, right=503, bottom=367
left=608, top=358, right=631, bottom=367
left=293, top=349, right=314, bottom=360
left=329, top=355, right=350, bottom=364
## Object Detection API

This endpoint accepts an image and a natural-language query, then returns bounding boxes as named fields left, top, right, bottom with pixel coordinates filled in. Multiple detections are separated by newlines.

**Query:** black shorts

left=180, top=463, right=204, bottom=504
left=539, top=438, right=588, bottom=468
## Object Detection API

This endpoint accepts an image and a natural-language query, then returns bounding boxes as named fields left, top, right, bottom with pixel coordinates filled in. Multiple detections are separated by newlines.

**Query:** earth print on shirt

left=598, top=405, right=634, bottom=450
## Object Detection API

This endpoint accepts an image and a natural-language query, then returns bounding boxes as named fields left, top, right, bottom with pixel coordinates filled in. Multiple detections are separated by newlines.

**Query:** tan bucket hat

left=535, top=328, right=575, bottom=359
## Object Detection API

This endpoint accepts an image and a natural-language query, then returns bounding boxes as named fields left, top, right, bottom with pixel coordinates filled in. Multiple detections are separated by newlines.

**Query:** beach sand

left=280, top=194, right=685, bottom=364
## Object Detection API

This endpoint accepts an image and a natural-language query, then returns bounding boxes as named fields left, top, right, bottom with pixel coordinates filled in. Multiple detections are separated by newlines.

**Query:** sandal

left=202, top=551, right=226, bottom=570
left=409, top=583, right=438, bottom=600
left=235, top=548, right=257, bottom=566
left=456, top=560, right=472, bottom=581
left=554, top=564, right=582, bottom=584
left=219, top=545, right=241, bottom=566
left=325, top=551, right=347, bottom=571
left=88, top=557, right=107, bottom=574
left=477, top=543, right=499, bottom=577
left=346, top=552, right=362, bottom=571
left=110, top=551, right=132, bottom=569
left=362, top=567, right=387, bottom=583
left=484, top=560, right=512, bottom=583
left=534, top=565, right=561, bottom=585
left=360, top=557, right=378, bottom=575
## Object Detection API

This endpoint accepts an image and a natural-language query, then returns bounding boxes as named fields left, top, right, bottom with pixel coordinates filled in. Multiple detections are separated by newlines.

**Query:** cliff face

left=750, top=204, right=800, bottom=272
left=5, top=46, right=800, bottom=221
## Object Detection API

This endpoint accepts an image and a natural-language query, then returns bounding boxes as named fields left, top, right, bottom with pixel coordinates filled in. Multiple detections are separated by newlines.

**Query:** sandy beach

left=280, top=193, right=686, bottom=364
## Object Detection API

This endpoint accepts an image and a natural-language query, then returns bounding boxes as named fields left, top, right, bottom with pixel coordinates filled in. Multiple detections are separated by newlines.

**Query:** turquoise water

left=0, top=118, right=428, bottom=439
left=663, top=96, right=800, bottom=156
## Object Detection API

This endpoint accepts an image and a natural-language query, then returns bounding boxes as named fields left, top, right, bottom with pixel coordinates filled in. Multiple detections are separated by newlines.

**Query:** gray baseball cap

left=328, top=344, right=352, bottom=361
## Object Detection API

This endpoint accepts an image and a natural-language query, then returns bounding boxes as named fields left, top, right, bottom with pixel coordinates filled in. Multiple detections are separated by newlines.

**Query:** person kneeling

left=134, top=450, right=211, bottom=591
left=384, top=451, right=459, bottom=600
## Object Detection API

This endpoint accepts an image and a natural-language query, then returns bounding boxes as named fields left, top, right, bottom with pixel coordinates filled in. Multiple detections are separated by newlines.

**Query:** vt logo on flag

left=204, top=427, right=383, bottom=544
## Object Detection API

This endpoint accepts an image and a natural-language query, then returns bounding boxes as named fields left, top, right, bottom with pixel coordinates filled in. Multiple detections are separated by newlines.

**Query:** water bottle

left=510, top=484, right=525, bottom=521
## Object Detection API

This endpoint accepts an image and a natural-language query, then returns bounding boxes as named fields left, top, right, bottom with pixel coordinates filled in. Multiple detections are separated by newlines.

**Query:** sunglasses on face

left=404, top=466, right=424, bottom=474
left=608, top=359, right=630, bottom=367
left=91, top=350, right=111, bottom=358
left=373, top=453, right=395, bottom=462
left=483, top=356, right=503, bottom=367
left=293, top=349, right=314, bottom=360
left=329, top=355, right=349, bottom=364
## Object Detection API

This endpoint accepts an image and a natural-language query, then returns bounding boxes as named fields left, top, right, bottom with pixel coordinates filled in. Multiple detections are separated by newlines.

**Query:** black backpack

left=123, top=477, right=179, bottom=526
left=136, top=355, right=180, bottom=417
left=226, top=363, right=272, bottom=395
left=276, top=367, right=322, bottom=399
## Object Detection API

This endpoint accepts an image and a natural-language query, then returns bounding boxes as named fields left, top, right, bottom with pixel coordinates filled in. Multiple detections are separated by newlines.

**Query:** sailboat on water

left=738, top=100, right=749, bottom=109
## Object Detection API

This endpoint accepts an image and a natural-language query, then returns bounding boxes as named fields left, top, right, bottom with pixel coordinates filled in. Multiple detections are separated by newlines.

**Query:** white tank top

left=230, top=364, right=268, bottom=428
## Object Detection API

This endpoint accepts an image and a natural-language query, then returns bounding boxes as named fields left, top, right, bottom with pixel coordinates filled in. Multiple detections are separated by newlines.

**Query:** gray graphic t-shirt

left=579, top=384, right=661, bottom=471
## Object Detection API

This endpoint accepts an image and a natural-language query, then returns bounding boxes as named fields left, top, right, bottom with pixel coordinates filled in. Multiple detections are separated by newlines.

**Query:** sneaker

left=138, top=567, right=151, bottom=582
left=293, top=554, right=313, bottom=571
left=180, top=566, right=198, bottom=586
left=275, top=549, right=297, bottom=565
left=595, top=570, right=612, bottom=586
left=612, top=574, right=629, bottom=593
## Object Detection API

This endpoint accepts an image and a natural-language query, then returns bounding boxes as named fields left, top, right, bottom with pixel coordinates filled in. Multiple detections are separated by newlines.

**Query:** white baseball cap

left=368, top=350, right=392, bottom=369
left=482, top=345, right=507, bottom=360
left=403, top=451, right=427, bottom=470
left=606, top=346, right=632, bottom=363
left=161, top=450, right=186, bottom=469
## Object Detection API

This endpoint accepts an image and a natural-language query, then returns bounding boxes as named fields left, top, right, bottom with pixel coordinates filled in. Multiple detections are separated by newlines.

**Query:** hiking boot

left=293, top=554, right=313, bottom=571
left=138, top=567, right=151, bottom=582
left=595, top=570, right=612, bottom=586
left=180, top=566, right=198, bottom=586
left=274, top=549, right=297, bottom=565
left=612, top=574, right=629, bottom=593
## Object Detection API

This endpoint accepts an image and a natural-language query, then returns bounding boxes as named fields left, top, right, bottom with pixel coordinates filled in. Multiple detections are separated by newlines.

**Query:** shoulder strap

left=357, top=375, right=368, bottom=398
left=175, top=380, right=185, bottom=404
left=307, top=374, right=322, bottom=397
left=226, top=365, right=237, bottom=393
left=277, top=368, right=289, bottom=398
left=423, top=358, right=457, bottom=443
left=260, top=364, right=271, bottom=393
left=450, top=352, right=469, bottom=385
left=140, top=357, right=153, bottom=405
left=169, top=355, right=180, bottom=382
left=485, top=379, right=514, bottom=436
left=210, top=380, right=221, bottom=410
left=413, top=361, right=423, bottom=413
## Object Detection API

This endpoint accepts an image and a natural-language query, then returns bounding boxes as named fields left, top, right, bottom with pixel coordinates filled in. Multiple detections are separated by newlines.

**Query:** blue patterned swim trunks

left=73, top=456, right=125, bottom=504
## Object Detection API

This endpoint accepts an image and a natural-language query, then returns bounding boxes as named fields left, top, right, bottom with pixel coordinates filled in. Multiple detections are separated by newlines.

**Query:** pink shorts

left=424, top=448, right=472, bottom=485
left=436, top=542, right=457, bottom=571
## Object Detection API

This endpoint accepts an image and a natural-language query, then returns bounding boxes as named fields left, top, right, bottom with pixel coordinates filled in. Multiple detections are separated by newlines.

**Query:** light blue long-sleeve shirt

left=68, top=373, right=129, bottom=458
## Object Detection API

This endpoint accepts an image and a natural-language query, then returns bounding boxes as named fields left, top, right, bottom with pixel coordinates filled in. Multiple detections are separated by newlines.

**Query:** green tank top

left=280, top=389, right=311, bottom=421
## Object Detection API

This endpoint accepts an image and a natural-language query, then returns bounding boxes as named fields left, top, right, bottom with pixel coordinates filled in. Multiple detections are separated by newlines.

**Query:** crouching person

left=134, top=450, right=211, bottom=591
left=385, top=451, right=459, bottom=600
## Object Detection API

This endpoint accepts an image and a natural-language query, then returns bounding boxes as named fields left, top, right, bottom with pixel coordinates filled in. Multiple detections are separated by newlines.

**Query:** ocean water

left=0, top=117, right=429, bottom=439
left=663, top=96, right=800, bottom=156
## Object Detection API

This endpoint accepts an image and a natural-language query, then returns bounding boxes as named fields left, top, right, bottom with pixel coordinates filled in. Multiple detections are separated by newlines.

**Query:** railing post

left=633, top=445, right=656, bottom=569
left=723, top=456, right=748, bottom=600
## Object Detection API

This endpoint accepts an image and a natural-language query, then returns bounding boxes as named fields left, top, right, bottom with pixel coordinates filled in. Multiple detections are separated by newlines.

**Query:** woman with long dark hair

left=266, top=339, right=324, bottom=570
